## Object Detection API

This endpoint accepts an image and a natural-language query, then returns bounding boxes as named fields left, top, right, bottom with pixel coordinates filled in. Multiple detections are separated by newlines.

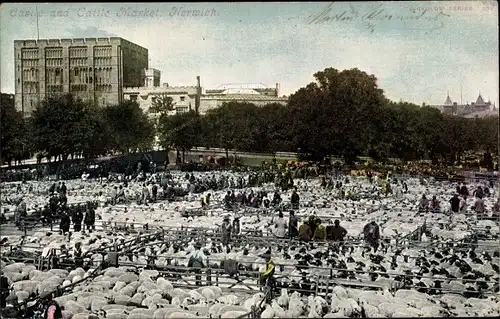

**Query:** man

left=298, top=218, right=313, bottom=242
left=418, top=194, right=429, bottom=212
left=84, top=202, right=96, bottom=233
left=60, top=182, right=67, bottom=195
left=473, top=186, right=484, bottom=199
left=232, top=217, right=241, bottom=235
left=494, top=198, right=500, bottom=213
left=73, top=242, right=84, bottom=268
left=152, top=183, right=158, bottom=202
left=272, top=191, right=282, bottom=207
left=224, top=191, right=233, bottom=209
left=449, top=194, right=460, bottom=213
left=110, top=186, right=118, bottom=205
left=331, top=220, right=348, bottom=241
left=188, top=242, right=207, bottom=286
left=459, top=195, right=467, bottom=214
left=1, top=272, right=10, bottom=308
left=72, top=206, right=83, bottom=232
left=117, top=185, right=126, bottom=203
left=473, top=195, right=485, bottom=217
left=259, top=251, right=276, bottom=303
left=220, top=216, right=232, bottom=253
left=59, top=211, right=71, bottom=236
left=313, top=218, right=326, bottom=241
left=141, top=183, right=150, bottom=205
left=460, top=183, right=469, bottom=197
left=363, top=221, right=380, bottom=252
left=288, top=211, right=298, bottom=238
left=290, top=189, right=300, bottom=210
left=428, top=196, right=440, bottom=213
left=273, top=211, right=287, bottom=238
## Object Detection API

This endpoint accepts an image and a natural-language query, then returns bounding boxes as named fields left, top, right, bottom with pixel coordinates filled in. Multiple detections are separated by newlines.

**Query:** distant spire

left=444, top=91, right=452, bottom=105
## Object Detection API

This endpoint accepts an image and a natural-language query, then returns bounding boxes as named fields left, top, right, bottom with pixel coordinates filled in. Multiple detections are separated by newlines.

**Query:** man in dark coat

left=288, top=210, right=298, bottom=238
left=59, top=211, right=71, bottom=235
left=331, top=220, right=348, bottom=241
left=84, top=203, right=96, bottom=233
left=449, top=194, right=460, bottom=213
left=290, top=189, right=300, bottom=210
left=72, top=207, right=83, bottom=232
left=363, top=221, right=380, bottom=252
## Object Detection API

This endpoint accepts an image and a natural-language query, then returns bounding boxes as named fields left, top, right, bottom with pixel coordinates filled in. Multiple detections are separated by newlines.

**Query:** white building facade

left=123, top=74, right=288, bottom=115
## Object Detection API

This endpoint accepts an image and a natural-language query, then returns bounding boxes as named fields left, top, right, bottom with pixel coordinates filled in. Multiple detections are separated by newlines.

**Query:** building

left=123, top=77, right=288, bottom=116
left=123, top=72, right=201, bottom=116
left=199, top=83, right=287, bottom=114
left=14, top=37, right=148, bottom=117
left=428, top=92, right=497, bottom=118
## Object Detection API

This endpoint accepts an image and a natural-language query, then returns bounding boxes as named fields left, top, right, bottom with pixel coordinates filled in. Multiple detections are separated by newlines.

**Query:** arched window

left=99, top=77, right=102, bottom=84
left=89, top=77, right=93, bottom=84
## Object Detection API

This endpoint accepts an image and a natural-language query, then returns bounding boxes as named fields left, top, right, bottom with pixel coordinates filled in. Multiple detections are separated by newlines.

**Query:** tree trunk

left=182, top=149, right=186, bottom=163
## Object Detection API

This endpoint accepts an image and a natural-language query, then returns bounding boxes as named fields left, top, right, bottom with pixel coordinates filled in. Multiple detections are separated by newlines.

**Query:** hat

left=194, top=242, right=202, bottom=249
left=223, top=216, right=230, bottom=221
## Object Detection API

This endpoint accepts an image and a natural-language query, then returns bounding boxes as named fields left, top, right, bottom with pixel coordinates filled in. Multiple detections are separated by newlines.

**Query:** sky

left=1, top=1, right=498, bottom=106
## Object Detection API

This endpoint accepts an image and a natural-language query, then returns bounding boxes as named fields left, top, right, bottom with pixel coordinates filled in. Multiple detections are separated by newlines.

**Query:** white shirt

left=274, top=218, right=287, bottom=238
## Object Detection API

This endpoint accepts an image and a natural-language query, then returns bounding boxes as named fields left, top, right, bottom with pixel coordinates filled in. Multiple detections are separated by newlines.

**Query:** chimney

left=195, top=76, right=201, bottom=114
left=275, top=83, right=280, bottom=97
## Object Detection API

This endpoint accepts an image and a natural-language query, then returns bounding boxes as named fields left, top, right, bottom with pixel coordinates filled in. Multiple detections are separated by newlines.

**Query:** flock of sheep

left=1, top=171, right=500, bottom=318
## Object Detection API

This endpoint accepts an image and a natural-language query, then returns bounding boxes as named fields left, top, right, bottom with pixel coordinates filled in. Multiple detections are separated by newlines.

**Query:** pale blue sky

left=1, top=1, right=498, bottom=106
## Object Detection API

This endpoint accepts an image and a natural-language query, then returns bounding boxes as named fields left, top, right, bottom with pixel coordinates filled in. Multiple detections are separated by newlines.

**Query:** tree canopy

left=1, top=67, right=498, bottom=167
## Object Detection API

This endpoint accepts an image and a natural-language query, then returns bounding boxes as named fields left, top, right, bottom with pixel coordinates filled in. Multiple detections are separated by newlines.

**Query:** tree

left=150, top=94, right=175, bottom=116
left=30, top=93, right=98, bottom=162
left=0, top=93, right=31, bottom=165
left=103, top=100, right=155, bottom=154
left=206, top=102, right=261, bottom=160
left=157, top=110, right=202, bottom=163
left=288, top=68, right=386, bottom=162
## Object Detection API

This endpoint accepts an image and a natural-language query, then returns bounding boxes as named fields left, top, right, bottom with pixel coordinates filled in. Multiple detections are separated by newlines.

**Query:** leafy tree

left=206, top=102, right=261, bottom=159
left=30, top=93, right=96, bottom=162
left=288, top=68, right=385, bottom=162
left=103, top=100, right=155, bottom=154
left=150, top=94, right=175, bottom=116
left=157, top=110, right=202, bottom=163
left=0, top=93, right=31, bottom=165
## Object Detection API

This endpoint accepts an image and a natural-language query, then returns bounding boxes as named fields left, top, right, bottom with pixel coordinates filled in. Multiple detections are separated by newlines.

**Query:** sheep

left=72, top=314, right=99, bottom=319
left=200, top=287, right=216, bottom=302
left=261, top=304, right=276, bottom=318
left=221, top=310, right=248, bottom=318
left=217, top=294, right=239, bottom=305
left=127, top=308, right=154, bottom=319
left=64, top=300, right=87, bottom=314
left=277, top=288, right=289, bottom=308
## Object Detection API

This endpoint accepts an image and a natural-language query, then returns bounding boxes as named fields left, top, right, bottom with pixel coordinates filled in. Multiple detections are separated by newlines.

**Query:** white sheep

left=277, top=288, right=289, bottom=308
left=221, top=310, right=248, bottom=318
left=200, top=287, right=216, bottom=302
left=261, top=304, right=275, bottom=319
left=217, top=294, right=239, bottom=305
left=167, top=311, right=197, bottom=318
